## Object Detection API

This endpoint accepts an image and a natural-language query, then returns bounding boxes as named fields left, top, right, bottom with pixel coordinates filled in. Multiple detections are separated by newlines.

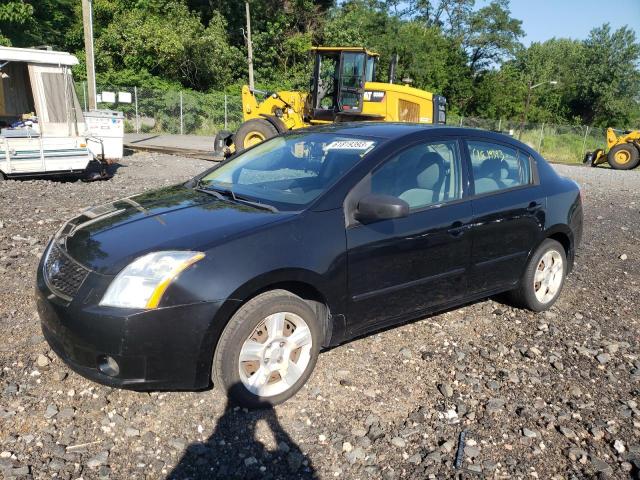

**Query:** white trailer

left=0, top=47, right=95, bottom=179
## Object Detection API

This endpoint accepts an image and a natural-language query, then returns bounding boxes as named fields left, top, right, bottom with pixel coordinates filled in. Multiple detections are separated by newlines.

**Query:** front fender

left=192, top=267, right=344, bottom=389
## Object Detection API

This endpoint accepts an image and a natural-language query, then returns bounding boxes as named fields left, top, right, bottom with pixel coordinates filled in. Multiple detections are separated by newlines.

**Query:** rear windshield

left=199, top=133, right=378, bottom=210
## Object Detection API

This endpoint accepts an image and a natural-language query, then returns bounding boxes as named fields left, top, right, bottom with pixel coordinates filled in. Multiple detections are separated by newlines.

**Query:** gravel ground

left=0, top=153, right=639, bottom=480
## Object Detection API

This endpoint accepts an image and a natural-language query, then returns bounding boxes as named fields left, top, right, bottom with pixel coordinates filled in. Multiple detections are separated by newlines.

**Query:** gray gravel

left=1, top=154, right=639, bottom=479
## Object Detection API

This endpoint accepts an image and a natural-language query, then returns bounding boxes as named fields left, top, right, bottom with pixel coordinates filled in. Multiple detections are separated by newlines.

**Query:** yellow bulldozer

left=214, top=47, right=447, bottom=156
left=584, top=128, right=640, bottom=170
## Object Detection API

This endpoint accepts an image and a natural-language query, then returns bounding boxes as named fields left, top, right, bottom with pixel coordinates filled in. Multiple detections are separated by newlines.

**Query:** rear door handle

left=527, top=201, right=543, bottom=212
left=447, top=221, right=467, bottom=237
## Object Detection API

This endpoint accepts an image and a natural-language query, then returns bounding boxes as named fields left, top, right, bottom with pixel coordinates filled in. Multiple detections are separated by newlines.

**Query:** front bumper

left=36, top=266, right=223, bottom=391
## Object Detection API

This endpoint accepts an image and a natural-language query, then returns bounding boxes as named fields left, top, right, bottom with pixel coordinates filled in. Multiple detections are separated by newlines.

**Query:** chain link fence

left=449, top=114, right=607, bottom=164
left=76, top=82, right=243, bottom=136
left=75, top=82, right=607, bottom=163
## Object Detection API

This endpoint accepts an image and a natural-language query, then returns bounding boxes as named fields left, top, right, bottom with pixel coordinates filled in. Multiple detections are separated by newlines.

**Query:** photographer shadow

left=167, top=383, right=316, bottom=479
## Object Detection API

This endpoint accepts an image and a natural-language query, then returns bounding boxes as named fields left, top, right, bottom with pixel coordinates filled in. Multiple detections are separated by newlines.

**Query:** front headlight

left=100, top=251, right=205, bottom=309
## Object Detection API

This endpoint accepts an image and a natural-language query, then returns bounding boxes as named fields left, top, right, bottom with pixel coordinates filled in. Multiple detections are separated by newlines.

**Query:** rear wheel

left=508, top=239, right=567, bottom=312
left=212, top=290, right=321, bottom=408
left=607, top=143, right=640, bottom=170
left=234, top=118, right=279, bottom=152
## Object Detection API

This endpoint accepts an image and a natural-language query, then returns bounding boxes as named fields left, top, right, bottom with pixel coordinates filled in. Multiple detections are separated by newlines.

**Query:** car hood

left=58, top=184, right=291, bottom=275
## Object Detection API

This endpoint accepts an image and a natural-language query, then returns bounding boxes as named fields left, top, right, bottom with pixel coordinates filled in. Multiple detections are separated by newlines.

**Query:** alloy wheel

left=533, top=250, right=563, bottom=304
left=238, top=311, right=313, bottom=397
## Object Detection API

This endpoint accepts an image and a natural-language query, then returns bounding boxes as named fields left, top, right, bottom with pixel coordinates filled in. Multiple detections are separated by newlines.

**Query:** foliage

left=2, top=0, right=638, bottom=128
left=0, top=1, right=33, bottom=46
left=90, top=84, right=244, bottom=135
left=95, top=1, right=241, bottom=91
left=463, top=0, right=523, bottom=71
left=0, top=0, right=76, bottom=48
left=572, top=24, right=640, bottom=127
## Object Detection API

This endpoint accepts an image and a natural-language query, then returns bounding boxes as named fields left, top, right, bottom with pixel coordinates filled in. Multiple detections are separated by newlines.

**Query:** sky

left=503, top=0, right=640, bottom=45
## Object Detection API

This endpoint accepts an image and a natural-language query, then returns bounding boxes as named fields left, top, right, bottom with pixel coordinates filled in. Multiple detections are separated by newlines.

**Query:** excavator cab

left=309, top=47, right=378, bottom=122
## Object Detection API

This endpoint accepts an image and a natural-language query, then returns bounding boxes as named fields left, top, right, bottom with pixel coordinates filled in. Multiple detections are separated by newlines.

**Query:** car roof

left=299, top=122, right=530, bottom=150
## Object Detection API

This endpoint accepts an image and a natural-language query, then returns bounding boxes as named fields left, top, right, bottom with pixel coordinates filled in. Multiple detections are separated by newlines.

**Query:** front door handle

left=447, top=221, right=467, bottom=237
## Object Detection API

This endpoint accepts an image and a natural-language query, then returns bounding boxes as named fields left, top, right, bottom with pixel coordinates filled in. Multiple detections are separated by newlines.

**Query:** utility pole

left=518, top=79, right=558, bottom=140
left=81, top=0, right=97, bottom=111
left=518, top=80, right=533, bottom=140
left=245, top=1, right=254, bottom=91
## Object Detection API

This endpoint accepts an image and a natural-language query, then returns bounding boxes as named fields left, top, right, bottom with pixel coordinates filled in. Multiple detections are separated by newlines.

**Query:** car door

left=345, top=138, right=472, bottom=336
left=465, top=138, right=545, bottom=294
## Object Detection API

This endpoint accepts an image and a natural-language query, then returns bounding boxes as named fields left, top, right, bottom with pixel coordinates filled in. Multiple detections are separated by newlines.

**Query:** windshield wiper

left=195, top=187, right=226, bottom=201
left=232, top=193, right=279, bottom=213
left=196, top=186, right=278, bottom=213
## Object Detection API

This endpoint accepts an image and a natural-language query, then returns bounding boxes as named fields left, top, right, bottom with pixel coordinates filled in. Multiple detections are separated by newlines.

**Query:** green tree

left=0, top=0, right=77, bottom=48
left=0, top=0, right=637, bottom=129
left=409, top=0, right=474, bottom=32
left=463, top=0, right=523, bottom=71
left=509, top=38, right=585, bottom=123
left=467, top=64, right=524, bottom=120
left=572, top=24, right=640, bottom=127
left=322, top=1, right=388, bottom=46
left=0, top=1, right=33, bottom=45
left=96, top=1, right=241, bottom=89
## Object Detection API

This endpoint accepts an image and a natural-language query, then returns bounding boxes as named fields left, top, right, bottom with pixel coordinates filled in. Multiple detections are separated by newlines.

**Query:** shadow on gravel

left=167, top=383, right=316, bottom=479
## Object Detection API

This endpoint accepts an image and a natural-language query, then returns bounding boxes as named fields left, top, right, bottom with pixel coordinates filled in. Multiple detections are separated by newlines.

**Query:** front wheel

left=508, top=239, right=567, bottom=312
left=212, top=290, right=321, bottom=408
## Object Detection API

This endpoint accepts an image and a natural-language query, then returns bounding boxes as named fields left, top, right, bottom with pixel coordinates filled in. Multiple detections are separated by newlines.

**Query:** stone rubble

left=0, top=156, right=638, bottom=478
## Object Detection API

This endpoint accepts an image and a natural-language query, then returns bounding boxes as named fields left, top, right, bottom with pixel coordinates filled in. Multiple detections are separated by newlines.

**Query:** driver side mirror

left=355, top=194, right=409, bottom=223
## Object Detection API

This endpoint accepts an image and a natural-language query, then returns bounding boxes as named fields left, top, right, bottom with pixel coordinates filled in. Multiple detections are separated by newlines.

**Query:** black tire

left=508, top=239, right=567, bottom=312
left=234, top=118, right=278, bottom=152
left=212, top=289, right=322, bottom=408
left=607, top=143, right=640, bottom=170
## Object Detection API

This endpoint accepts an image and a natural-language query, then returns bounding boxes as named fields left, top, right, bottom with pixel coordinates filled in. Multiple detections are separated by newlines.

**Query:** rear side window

left=467, top=140, right=531, bottom=195
left=371, top=140, right=463, bottom=210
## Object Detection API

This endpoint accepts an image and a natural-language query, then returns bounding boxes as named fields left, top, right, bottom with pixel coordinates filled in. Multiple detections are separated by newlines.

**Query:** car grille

left=44, top=242, right=90, bottom=300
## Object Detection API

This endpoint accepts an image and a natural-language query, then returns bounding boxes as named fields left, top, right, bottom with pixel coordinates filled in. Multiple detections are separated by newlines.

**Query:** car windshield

left=199, top=133, right=378, bottom=210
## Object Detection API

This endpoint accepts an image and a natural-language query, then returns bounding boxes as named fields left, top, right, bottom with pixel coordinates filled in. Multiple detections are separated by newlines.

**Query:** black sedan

left=36, top=123, right=583, bottom=407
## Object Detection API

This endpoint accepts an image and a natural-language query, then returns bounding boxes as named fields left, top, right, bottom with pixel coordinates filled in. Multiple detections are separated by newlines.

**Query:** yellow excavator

left=214, top=47, right=447, bottom=156
left=584, top=128, right=640, bottom=170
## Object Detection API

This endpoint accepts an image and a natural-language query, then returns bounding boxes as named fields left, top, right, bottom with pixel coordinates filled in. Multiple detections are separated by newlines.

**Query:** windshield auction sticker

left=324, top=140, right=376, bottom=151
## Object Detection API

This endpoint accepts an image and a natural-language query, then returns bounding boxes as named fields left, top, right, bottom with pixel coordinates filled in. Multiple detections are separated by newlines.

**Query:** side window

left=371, top=140, right=463, bottom=210
left=467, top=140, right=531, bottom=195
